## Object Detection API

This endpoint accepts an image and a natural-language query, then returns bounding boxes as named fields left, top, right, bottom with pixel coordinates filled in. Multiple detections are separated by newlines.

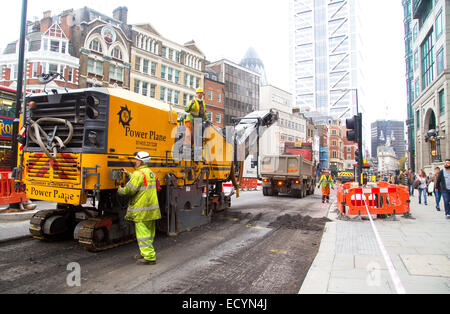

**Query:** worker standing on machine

left=118, top=151, right=161, bottom=265
left=318, top=169, right=334, bottom=203
left=184, top=88, right=209, bottom=145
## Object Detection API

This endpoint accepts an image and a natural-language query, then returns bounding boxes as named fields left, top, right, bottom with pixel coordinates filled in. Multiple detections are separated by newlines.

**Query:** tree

left=399, top=156, right=407, bottom=171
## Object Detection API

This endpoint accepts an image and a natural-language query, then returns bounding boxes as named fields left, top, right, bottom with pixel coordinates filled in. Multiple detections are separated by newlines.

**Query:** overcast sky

left=1, top=0, right=407, bottom=128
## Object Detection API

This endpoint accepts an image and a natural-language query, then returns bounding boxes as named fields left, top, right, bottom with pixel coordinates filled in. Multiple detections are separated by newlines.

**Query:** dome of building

left=240, top=47, right=268, bottom=86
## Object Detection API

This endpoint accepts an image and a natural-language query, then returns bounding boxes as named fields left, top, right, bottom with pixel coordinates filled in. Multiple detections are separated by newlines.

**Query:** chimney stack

left=113, top=7, right=128, bottom=25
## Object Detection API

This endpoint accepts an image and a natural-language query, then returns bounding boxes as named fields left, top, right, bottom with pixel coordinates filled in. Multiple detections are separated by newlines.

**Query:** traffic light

left=346, top=115, right=360, bottom=143
left=346, top=113, right=364, bottom=185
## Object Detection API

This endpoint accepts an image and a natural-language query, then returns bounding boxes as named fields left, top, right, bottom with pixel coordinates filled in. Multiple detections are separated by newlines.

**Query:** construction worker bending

left=184, top=88, right=209, bottom=145
left=118, top=151, right=161, bottom=265
left=318, top=170, right=334, bottom=203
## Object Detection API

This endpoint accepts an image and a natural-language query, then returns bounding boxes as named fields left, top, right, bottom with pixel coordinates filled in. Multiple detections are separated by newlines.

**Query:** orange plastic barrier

left=337, top=183, right=410, bottom=216
left=0, top=177, right=28, bottom=205
left=240, top=178, right=257, bottom=191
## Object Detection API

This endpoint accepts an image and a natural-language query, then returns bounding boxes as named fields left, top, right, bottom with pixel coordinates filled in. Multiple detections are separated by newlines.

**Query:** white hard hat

left=135, top=151, right=151, bottom=162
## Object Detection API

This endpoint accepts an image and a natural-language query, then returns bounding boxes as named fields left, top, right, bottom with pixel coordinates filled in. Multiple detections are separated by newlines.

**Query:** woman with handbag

left=417, top=170, right=428, bottom=205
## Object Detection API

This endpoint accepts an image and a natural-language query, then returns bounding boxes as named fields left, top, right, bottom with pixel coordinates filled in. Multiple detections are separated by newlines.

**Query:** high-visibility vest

left=318, top=175, right=334, bottom=188
left=118, top=165, right=161, bottom=222
left=185, top=99, right=208, bottom=122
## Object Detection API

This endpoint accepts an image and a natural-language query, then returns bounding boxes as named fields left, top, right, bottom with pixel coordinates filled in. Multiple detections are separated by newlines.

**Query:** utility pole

left=11, top=0, right=28, bottom=172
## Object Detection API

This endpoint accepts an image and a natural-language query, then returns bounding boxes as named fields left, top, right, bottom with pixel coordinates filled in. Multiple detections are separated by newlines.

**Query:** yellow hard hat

left=196, top=88, right=204, bottom=94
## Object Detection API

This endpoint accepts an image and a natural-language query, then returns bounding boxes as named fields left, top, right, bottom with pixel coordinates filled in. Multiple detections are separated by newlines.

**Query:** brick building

left=204, top=68, right=225, bottom=128
left=329, top=120, right=344, bottom=173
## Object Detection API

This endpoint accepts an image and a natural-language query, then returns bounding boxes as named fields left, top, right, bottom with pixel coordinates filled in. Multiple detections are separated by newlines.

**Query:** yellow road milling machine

left=15, top=88, right=277, bottom=251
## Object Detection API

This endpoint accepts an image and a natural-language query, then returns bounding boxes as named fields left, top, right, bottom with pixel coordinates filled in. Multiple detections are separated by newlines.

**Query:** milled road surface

left=0, top=189, right=331, bottom=294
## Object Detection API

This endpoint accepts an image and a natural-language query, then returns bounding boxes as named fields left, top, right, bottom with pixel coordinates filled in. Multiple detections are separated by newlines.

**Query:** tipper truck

left=260, top=155, right=316, bottom=198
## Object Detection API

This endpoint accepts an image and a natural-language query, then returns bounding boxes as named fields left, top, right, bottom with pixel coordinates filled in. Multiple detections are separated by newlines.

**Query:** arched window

left=89, top=39, right=103, bottom=53
left=111, top=47, right=123, bottom=60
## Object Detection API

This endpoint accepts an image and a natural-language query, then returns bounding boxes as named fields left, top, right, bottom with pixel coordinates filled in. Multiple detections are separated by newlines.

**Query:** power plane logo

left=118, top=105, right=132, bottom=128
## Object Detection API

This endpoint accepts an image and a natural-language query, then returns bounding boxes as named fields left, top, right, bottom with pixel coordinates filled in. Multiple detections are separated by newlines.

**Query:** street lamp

left=425, top=128, right=444, bottom=162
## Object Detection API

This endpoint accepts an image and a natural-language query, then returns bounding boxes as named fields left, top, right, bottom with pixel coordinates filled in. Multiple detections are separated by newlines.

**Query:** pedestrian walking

left=318, top=170, right=334, bottom=203
left=118, top=151, right=161, bottom=265
left=436, top=159, right=450, bottom=219
left=427, top=172, right=434, bottom=196
left=433, top=167, right=442, bottom=211
left=399, top=169, right=409, bottom=187
left=417, top=170, right=428, bottom=205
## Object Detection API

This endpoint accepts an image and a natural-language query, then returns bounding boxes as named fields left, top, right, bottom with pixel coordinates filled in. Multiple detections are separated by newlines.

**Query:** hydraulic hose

left=28, top=118, right=74, bottom=159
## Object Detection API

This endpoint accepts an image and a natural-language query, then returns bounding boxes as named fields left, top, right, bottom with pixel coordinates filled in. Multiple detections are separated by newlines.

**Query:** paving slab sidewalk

left=0, top=201, right=57, bottom=242
left=299, top=193, right=450, bottom=294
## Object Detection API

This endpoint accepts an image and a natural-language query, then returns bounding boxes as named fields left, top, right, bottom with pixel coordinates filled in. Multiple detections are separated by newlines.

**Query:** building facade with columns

left=403, top=0, right=449, bottom=174
left=130, top=23, right=205, bottom=110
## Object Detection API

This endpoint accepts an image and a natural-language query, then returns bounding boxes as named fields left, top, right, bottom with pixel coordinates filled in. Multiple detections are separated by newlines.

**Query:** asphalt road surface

left=0, top=189, right=331, bottom=294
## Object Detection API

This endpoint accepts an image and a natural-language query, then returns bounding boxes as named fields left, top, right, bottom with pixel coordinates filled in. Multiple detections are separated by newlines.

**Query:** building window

left=174, top=91, right=179, bottom=105
left=68, top=67, right=73, bottom=82
left=49, top=63, right=58, bottom=73
left=42, top=38, right=48, bottom=51
left=150, top=84, right=156, bottom=98
left=135, top=57, right=141, bottom=72
left=161, top=46, right=167, bottom=58
left=32, top=62, right=38, bottom=78
left=142, top=82, right=148, bottom=96
left=183, top=93, right=188, bottom=106
left=168, top=68, right=173, bottom=81
left=332, top=151, right=337, bottom=158
left=207, top=111, right=213, bottom=121
left=50, top=40, right=60, bottom=52
left=167, top=89, right=173, bottom=103
left=168, top=49, right=173, bottom=60
left=151, top=62, right=157, bottom=76
left=208, top=90, right=213, bottom=100
left=413, top=23, right=418, bottom=42
left=421, top=30, right=434, bottom=90
left=437, top=47, right=444, bottom=75
left=439, top=89, right=445, bottom=116
left=414, top=49, right=419, bottom=71
left=89, top=39, right=103, bottom=53
left=161, top=65, right=166, bottom=80
left=415, top=78, right=420, bottom=98
left=416, top=110, right=420, bottom=130
left=109, top=65, right=123, bottom=82
left=112, top=47, right=123, bottom=60
left=189, top=75, right=194, bottom=88
left=143, top=59, right=149, bottom=74
left=175, top=70, right=180, bottom=84
left=134, top=80, right=140, bottom=94
left=217, top=92, right=222, bottom=103
left=216, top=113, right=221, bottom=124
left=184, top=73, right=188, bottom=86
left=175, top=51, right=180, bottom=63
left=332, top=140, right=337, bottom=146
left=436, top=9, right=443, bottom=39
left=160, top=87, right=166, bottom=101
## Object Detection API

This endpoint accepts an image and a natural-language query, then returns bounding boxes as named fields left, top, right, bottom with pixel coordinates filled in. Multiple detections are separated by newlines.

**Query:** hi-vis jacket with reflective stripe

left=118, top=165, right=161, bottom=222
left=318, top=175, right=334, bottom=188
left=184, top=99, right=208, bottom=122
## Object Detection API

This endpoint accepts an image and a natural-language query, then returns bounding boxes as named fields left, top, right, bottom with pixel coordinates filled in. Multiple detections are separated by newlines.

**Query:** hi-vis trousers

left=135, top=221, right=156, bottom=261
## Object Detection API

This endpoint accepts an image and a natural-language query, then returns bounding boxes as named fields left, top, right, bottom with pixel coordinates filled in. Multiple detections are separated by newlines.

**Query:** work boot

left=136, top=259, right=156, bottom=265
left=134, top=254, right=144, bottom=261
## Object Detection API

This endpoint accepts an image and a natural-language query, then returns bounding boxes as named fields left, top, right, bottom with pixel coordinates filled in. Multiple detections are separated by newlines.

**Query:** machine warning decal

left=118, top=105, right=133, bottom=128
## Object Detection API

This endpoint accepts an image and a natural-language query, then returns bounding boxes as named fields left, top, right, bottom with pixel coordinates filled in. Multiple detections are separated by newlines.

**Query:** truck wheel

left=263, top=187, right=268, bottom=196
left=293, top=189, right=302, bottom=198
